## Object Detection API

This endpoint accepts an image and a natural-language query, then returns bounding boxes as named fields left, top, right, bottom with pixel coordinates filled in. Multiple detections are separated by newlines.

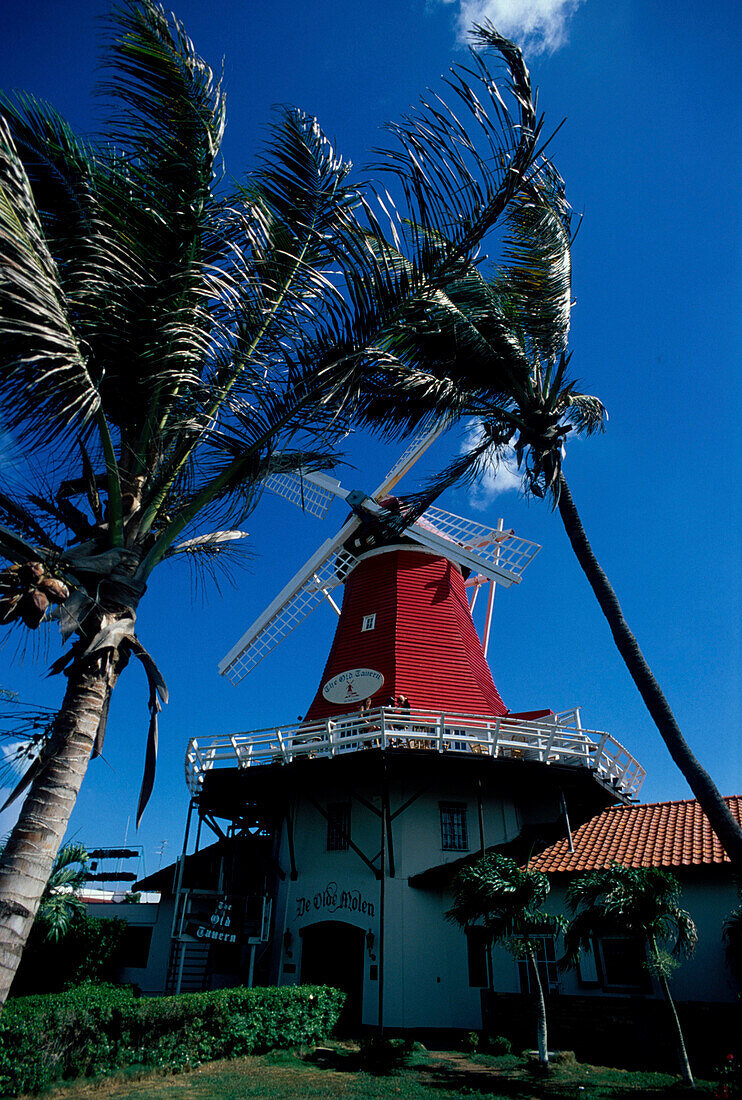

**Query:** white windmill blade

left=405, top=507, right=541, bottom=587
left=262, top=469, right=337, bottom=519
left=266, top=469, right=541, bottom=589
left=262, top=422, right=448, bottom=519
left=218, top=517, right=360, bottom=684
left=372, top=421, right=449, bottom=498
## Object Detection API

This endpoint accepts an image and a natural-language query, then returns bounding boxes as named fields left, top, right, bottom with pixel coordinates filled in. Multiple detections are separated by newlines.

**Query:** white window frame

left=517, top=934, right=560, bottom=995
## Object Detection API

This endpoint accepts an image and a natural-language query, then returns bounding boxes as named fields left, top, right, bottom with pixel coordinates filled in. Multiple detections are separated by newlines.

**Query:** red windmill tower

left=219, top=428, right=541, bottom=723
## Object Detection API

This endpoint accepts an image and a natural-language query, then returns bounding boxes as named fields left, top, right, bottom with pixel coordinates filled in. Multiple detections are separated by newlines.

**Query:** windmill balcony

left=185, top=707, right=646, bottom=799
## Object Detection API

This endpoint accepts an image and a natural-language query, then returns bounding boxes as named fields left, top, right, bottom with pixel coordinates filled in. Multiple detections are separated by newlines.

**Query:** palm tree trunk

left=556, top=472, right=742, bottom=866
left=0, top=659, right=109, bottom=1006
left=526, top=945, right=549, bottom=1069
left=650, top=937, right=694, bottom=1087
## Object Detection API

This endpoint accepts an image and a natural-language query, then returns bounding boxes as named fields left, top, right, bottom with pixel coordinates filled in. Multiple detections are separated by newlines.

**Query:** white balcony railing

left=185, top=706, right=645, bottom=799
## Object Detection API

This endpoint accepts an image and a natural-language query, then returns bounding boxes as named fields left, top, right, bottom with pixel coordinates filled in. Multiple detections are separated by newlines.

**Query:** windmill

left=168, top=431, right=644, bottom=1017
left=219, top=428, right=542, bottom=721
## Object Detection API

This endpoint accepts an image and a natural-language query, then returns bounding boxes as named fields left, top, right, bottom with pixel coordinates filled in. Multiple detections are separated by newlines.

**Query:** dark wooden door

left=300, top=921, right=364, bottom=1033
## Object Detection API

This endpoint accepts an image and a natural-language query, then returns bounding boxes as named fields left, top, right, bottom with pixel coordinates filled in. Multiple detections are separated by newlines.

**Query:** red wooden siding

left=304, top=548, right=508, bottom=721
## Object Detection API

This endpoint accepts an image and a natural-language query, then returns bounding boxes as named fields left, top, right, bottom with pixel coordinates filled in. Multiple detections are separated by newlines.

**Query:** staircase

left=165, top=939, right=211, bottom=994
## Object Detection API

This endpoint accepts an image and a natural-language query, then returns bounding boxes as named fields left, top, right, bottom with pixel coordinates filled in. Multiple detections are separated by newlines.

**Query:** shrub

left=0, top=982, right=345, bottom=1096
left=11, top=913, right=127, bottom=995
left=358, top=1036, right=414, bottom=1075
left=485, top=1034, right=512, bottom=1056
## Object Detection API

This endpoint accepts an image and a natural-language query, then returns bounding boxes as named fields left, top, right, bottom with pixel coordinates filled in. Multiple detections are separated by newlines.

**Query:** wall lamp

left=283, top=929, right=293, bottom=957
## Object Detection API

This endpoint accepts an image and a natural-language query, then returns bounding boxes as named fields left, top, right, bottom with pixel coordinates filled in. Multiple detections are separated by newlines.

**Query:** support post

left=482, top=519, right=503, bottom=659
left=378, top=759, right=387, bottom=1036
left=560, top=790, right=574, bottom=853
left=385, top=778, right=395, bottom=878
left=171, top=798, right=195, bottom=939
left=286, top=803, right=298, bottom=881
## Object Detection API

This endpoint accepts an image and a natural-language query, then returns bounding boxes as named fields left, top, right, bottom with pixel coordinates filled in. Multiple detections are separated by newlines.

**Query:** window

left=517, top=935, right=559, bottom=994
left=466, top=927, right=491, bottom=987
left=361, top=613, right=376, bottom=632
left=326, top=802, right=351, bottom=851
left=440, top=803, right=468, bottom=850
left=577, top=942, right=600, bottom=985
left=597, top=935, right=649, bottom=990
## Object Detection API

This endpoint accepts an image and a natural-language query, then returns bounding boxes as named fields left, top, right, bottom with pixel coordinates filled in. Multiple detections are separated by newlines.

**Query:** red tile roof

left=530, top=795, right=742, bottom=874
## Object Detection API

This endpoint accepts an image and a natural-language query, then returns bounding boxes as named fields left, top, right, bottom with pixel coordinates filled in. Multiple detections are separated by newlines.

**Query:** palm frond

left=563, top=865, right=697, bottom=965
left=372, top=33, right=540, bottom=271
left=447, top=854, right=552, bottom=944
left=560, top=391, right=606, bottom=436
left=495, top=170, right=574, bottom=361
left=0, top=119, right=100, bottom=449
left=101, top=0, right=226, bottom=223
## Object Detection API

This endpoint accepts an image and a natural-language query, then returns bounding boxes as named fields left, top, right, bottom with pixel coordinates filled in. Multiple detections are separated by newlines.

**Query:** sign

left=322, top=668, right=384, bottom=705
left=186, top=897, right=243, bottom=946
left=295, top=880, right=375, bottom=920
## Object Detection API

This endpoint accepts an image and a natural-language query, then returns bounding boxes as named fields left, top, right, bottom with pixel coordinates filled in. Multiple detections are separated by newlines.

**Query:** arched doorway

left=300, top=921, right=365, bottom=1033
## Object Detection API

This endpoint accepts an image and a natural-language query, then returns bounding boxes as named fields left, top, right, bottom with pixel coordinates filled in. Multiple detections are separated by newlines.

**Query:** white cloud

left=461, top=420, right=523, bottom=510
left=439, top=0, right=585, bottom=54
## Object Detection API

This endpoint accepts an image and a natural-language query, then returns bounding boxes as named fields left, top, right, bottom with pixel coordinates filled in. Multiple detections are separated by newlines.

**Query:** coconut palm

left=359, top=106, right=742, bottom=864
left=448, top=853, right=566, bottom=1068
left=32, top=843, right=90, bottom=943
left=0, top=3, right=553, bottom=1003
left=561, top=865, right=697, bottom=1086
left=0, top=840, right=87, bottom=950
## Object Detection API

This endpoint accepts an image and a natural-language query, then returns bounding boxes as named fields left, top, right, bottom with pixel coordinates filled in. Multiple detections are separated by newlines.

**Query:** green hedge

left=0, top=981, right=345, bottom=1096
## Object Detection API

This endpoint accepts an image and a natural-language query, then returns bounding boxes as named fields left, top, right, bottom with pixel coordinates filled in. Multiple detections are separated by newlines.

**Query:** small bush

left=484, top=1034, right=512, bottom=1056
left=0, top=982, right=345, bottom=1096
left=358, top=1036, right=414, bottom=1075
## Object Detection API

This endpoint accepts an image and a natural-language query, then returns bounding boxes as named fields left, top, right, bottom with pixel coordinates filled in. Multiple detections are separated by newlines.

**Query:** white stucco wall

left=271, top=764, right=565, bottom=1029
left=83, top=898, right=172, bottom=993
left=538, top=871, right=738, bottom=1004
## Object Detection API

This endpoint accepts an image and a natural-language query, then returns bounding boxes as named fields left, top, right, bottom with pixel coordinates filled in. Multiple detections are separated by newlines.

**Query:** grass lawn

left=28, top=1044, right=717, bottom=1100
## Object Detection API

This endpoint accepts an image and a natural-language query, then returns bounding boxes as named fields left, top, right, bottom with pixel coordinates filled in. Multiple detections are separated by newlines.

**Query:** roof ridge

left=530, top=793, right=741, bottom=872
left=603, top=793, right=739, bottom=812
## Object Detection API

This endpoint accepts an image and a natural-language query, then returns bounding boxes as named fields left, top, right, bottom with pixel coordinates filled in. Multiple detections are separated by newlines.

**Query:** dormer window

left=362, top=613, right=376, bottom=632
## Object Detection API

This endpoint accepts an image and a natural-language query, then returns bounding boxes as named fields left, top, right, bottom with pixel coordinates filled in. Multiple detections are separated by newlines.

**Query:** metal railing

left=185, top=707, right=645, bottom=798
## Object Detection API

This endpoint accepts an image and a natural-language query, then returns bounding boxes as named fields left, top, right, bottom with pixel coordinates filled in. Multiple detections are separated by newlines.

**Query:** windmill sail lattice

left=261, top=471, right=337, bottom=519
left=219, top=526, right=359, bottom=684
left=220, top=427, right=541, bottom=685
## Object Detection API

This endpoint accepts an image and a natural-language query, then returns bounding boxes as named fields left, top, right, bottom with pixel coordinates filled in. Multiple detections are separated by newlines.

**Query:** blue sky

left=1, top=0, right=740, bottom=876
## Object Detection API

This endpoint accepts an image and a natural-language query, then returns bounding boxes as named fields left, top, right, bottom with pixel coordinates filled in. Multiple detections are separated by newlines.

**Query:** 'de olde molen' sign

left=295, top=881, right=375, bottom=921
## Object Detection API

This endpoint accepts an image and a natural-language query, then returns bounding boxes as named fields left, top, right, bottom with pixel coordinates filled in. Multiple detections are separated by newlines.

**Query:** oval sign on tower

left=322, top=668, right=384, bottom=705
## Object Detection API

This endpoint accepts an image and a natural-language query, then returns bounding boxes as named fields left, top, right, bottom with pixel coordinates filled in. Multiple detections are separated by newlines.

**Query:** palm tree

left=32, top=843, right=90, bottom=943
left=0, top=841, right=87, bottom=952
left=359, top=86, right=742, bottom=864
left=561, top=865, right=697, bottom=1086
left=0, top=4, right=553, bottom=1003
left=448, top=853, right=566, bottom=1068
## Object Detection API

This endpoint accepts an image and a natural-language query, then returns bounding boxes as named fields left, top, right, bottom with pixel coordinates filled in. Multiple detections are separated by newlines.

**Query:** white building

left=137, top=706, right=643, bottom=1027
left=136, top=514, right=650, bottom=1032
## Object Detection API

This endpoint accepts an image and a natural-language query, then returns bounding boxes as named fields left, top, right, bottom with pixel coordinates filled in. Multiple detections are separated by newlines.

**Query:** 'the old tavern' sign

left=186, top=897, right=242, bottom=945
